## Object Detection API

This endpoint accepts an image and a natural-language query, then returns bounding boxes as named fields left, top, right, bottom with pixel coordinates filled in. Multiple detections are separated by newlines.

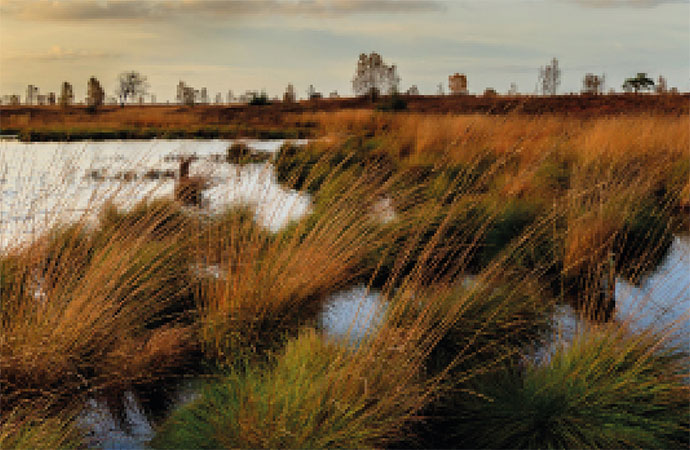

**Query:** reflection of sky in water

left=80, top=381, right=201, bottom=450
left=80, top=393, right=154, bottom=450
left=320, top=285, right=386, bottom=343
left=542, top=235, right=690, bottom=362
left=615, top=235, right=689, bottom=342
left=0, top=139, right=310, bottom=249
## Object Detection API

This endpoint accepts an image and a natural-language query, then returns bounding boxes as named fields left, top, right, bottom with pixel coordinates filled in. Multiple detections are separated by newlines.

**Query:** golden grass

left=0, top=404, right=83, bottom=449
left=1, top=111, right=687, bottom=447
left=308, top=110, right=688, bottom=264
left=196, top=170, right=397, bottom=362
left=1, top=202, right=197, bottom=412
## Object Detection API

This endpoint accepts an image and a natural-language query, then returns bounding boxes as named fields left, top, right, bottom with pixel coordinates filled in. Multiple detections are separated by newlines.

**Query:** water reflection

left=0, top=139, right=310, bottom=249
left=80, top=380, right=201, bottom=450
left=543, top=235, right=690, bottom=361
left=615, top=235, right=689, bottom=344
left=320, top=285, right=387, bottom=343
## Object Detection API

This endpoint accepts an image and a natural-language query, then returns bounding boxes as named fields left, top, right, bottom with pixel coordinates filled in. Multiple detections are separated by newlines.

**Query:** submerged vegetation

left=1, top=112, right=688, bottom=448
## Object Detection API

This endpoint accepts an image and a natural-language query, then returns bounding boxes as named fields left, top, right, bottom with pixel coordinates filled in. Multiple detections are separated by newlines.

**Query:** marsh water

left=540, top=234, right=690, bottom=362
left=0, top=138, right=310, bottom=250
left=2, top=139, right=688, bottom=448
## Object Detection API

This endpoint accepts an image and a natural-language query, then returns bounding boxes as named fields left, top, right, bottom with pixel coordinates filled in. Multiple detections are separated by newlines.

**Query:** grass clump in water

left=152, top=327, right=428, bottom=449
left=448, top=325, right=689, bottom=449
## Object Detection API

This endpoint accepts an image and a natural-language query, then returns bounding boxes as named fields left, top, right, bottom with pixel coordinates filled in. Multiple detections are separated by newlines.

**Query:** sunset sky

left=1, top=0, right=687, bottom=102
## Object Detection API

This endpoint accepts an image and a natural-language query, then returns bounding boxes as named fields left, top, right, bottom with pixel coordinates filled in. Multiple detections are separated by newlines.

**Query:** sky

left=0, top=0, right=688, bottom=102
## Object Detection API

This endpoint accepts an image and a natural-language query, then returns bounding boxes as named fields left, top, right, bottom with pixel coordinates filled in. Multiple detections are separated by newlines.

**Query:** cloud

left=4, top=45, right=120, bottom=61
left=572, top=0, right=688, bottom=7
left=1, top=0, right=446, bottom=21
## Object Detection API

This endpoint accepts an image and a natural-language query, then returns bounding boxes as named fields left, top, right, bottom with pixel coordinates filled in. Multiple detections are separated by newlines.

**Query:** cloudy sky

left=0, top=0, right=687, bottom=101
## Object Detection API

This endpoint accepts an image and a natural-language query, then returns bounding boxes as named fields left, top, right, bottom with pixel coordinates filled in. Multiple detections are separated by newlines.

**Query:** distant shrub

left=376, top=93, right=407, bottom=111
left=249, top=92, right=270, bottom=106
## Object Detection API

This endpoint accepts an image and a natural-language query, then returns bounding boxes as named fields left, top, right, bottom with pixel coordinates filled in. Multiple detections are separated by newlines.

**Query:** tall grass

left=1, top=112, right=687, bottom=448
left=195, top=167, right=395, bottom=362
left=448, top=323, right=689, bottom=448
left=150, top=151, right=569, bottom=448
left=0, top=405, right=83, bottom=450
left=152, top=328, right=428, bottom=448
left=1, top=200, right=198, bottom=414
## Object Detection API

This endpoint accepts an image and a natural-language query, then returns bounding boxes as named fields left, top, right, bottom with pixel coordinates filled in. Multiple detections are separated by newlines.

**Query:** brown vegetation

left=0, top=93, right=687, bottom=140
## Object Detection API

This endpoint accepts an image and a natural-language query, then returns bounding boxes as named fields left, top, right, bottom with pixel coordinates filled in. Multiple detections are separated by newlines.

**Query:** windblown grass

left=1, top=199, right=198, bottom=414
left=2, top=111, right=687, bottom=448
left=448, top=324, right=689, bottom=449
left=195, top=166, right=402, bottom=362
left=0, top=405, right=83, bottom=450
left=152, top=328, right=428, bottom=449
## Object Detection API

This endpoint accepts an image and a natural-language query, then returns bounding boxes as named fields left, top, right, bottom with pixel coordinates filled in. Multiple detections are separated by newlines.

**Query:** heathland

left=1, top=98, right=688, bottom=448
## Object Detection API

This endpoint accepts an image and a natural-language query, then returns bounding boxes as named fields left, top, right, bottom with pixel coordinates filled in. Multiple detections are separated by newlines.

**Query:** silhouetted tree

left=249, top=91, right=270, bottom=105
left=283, top=83, right=296, bottom=103
left=59, top=82, right=73, bottom=107
left=87, top=76, right=105, bottom=109
left=449, top=73, right=468, bottom=95
left=177, top=81, right=196, bottom=106
left=623, top=73, right=654, bottom=93
left=307, top=85, right=322, bottom=100
left=655, top=75, right=667, bottom=93
left=582, top=73, right=605, bottom=95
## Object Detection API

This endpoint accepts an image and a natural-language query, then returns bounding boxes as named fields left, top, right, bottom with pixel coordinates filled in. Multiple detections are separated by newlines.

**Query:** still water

left=536, top=234, right=689, bottom=363
left=0, top=139, right=310, bottom=250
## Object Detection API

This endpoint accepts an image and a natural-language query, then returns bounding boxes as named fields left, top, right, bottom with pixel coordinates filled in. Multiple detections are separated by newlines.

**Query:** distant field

left=1, top=93, right=687, bottom=141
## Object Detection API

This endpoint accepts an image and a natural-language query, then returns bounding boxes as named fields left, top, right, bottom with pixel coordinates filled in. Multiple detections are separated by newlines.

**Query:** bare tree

left=581, top=73, right=605, bottom=95
left=59, top=82, right=73, bottom=107
left=352, top=52, right=400, bottom=98
left=448, top=73, right=468, bottom=95
left=176, top=81, right=196, bottom=106
left=307, top=85, right=321, bottom=100
left=87, top=76, right=105, bottom=108
left=283, top=83, right=296, bottom=103
left=117, top=71, right=148, bottom=105
left=26, top=85, right=39, bottom=105
left=655, top=75, right=667, bottom=93
left=538, top=58, right=561, bottom=95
